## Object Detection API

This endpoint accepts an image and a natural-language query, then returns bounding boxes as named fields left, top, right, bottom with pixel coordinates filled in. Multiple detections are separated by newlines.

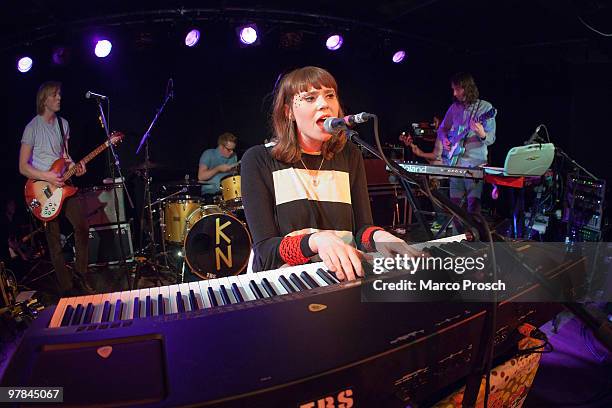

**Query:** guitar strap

left=56, top=115, right=69, bottom=159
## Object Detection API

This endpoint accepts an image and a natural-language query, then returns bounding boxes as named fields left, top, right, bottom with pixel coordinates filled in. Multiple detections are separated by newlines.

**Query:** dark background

left=1, top=0, right=611, bottom=222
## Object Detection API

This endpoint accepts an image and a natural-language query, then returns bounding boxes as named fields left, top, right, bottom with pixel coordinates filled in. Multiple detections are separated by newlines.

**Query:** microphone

left=85, top=91, right=108, bottom=100
left=524, top=125, right=543, bottom=145
left=323, top=112, right=374, bottom=133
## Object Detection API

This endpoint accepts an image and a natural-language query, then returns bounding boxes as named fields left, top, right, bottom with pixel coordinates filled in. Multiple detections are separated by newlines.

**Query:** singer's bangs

left=285, top=67, right=338, bottom=101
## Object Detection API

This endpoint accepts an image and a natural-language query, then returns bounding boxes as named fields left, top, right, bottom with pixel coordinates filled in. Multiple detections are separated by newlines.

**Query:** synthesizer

left=1, top=236, right=585, bottom=407
left=392, top=161, right=484, bottom=179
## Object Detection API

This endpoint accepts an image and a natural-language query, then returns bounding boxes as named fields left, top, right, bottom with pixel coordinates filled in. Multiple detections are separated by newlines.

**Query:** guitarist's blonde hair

left=36, top=81, right=61, bottom=115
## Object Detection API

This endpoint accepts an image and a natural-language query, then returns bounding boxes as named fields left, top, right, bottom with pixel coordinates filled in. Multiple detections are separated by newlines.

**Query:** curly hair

left=270, top=66, right=346, bottom=163
left=451, top=72, right=479, bottom=104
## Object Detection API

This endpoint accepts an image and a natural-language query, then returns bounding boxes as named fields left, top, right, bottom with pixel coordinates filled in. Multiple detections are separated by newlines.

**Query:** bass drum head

left=184, top=209, right=252, bottom=280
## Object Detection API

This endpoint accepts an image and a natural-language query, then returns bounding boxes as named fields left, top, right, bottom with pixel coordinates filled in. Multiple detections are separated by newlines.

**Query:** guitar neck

left=62, top=140, right=111, bottom=180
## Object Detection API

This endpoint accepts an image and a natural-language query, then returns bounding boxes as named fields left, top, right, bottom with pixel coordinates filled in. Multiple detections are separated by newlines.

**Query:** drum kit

left=153, top=171, right=251, bottom=282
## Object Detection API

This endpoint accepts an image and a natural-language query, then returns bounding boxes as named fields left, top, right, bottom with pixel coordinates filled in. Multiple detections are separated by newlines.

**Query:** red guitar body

left=24, top=158, right=78, bottom=222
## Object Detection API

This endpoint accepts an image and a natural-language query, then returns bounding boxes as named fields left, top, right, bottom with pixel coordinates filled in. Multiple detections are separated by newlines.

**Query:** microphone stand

left=95, top=97, right=135, bottom=288
left=134, top=84, right=174, bottom=285
left=346, top=129, right=432, bottom=239
left=344, top=125, right=486, bottom=241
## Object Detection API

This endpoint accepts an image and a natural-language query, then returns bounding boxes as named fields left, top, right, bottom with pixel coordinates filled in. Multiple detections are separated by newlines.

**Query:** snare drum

left=184, top=206, right=252, bottom=279
left=220, top=175, right=242, bottom=208
left=162, top=198, right=202, bottom=244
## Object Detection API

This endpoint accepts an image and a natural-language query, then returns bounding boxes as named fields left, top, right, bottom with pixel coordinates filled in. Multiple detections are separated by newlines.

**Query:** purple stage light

left=325, top=34, right=344, bottom=51
left=95, top=40, right=112, bottom=58
left=238, top=26, right=258, bottom=45
left=185, top=29, right=200, bottom=47
left=392, top=50, right=406, bottom=63
left=17, top=57, right=33, bottom=73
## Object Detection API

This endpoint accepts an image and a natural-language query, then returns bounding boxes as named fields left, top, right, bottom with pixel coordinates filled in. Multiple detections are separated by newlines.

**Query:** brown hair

left=36, top=81, right=61, bottom=115
left=270, top=66, right=346, bottom=163
left=451, top=72, right=479, bottom=104
left=217, top=132, right=237, bottom=146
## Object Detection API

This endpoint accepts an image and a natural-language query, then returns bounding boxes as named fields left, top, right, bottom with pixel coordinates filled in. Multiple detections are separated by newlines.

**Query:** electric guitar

left=25, top=131, right=124, bottom=222
left=442, top=107, right=497, bottom=166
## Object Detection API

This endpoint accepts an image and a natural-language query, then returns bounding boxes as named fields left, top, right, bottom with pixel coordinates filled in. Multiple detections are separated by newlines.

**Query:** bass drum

left=184, top=205, right=252, bottom=280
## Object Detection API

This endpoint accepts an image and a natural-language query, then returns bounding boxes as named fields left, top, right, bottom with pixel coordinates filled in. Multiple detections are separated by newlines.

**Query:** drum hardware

left=133, top=78, right=175, bottom=288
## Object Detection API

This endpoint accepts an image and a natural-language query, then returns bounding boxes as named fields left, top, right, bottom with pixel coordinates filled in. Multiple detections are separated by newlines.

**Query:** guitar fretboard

left=62, top=140, right=111, bottom=181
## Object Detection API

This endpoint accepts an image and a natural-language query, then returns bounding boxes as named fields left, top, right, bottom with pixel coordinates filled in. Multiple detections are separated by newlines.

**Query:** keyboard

left=393, top=162, right=484, bottom=179
left=2, top=235, right=586, bottom=407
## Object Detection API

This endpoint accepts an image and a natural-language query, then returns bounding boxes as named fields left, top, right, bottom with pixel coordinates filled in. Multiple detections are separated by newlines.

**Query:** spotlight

left=392, top=50, right=406, bottom=63
left=185, top=29, right=200, bottom=47
left=17, top=56, right=33, bottom=73
left=94, top=39, right=113, bottom=58
left=237, top=24, right=258, bottom=45
left=325, top=34, right=344, bottom=51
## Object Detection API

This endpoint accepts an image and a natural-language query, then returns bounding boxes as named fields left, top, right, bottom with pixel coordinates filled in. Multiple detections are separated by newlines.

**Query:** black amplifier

left=87, top=223, right=134, bottom=266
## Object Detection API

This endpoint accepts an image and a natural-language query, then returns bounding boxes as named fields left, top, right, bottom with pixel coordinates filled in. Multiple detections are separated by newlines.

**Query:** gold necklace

left=300, top=157, right=325, bottom=187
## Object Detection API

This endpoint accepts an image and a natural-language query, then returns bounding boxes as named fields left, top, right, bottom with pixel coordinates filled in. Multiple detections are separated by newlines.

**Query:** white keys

left=149, top=287, right=160, bottom=316
left=139, top=288, right=151, bottom=318
left=178, top=283, right=192, bottom=311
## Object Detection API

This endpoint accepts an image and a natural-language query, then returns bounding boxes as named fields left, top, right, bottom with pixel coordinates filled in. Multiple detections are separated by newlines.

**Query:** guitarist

left=438, top=72, right=496, bottom=231
left=18, top=81, right=93, bottom=296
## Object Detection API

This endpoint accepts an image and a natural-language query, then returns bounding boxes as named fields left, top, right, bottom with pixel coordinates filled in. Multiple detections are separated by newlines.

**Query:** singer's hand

left=372, top=230, right=424, bottom=259
left=309, top=231, right=365, bottom=281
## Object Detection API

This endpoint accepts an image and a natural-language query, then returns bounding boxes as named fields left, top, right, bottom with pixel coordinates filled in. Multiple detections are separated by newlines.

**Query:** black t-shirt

left=241, top=142, right=375, bottom=272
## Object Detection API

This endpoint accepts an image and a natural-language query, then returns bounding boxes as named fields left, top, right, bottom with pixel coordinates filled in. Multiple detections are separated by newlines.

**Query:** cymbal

left=129, top=160, right=168, bottom=171
left=161, top=180, right=215, bottom=187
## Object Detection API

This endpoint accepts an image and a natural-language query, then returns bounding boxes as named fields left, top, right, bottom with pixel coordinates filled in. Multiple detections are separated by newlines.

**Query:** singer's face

left=44, top=88, right=61, bottom=113
left=291, top=86, right=340, bottom=150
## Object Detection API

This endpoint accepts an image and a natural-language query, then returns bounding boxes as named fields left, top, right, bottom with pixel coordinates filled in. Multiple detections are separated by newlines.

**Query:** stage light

left=392, top=50, right=406, bottom=63
left=17, top=56, right=33, bottom=73
left=185, top=29, right=200, bottom=47
left=238, top=25, right=258, bottom=45
left=52, top=47, right=69, bottom=65
left=325, top=34, right=344, bottom=51
left=94, top=40, right=112, bottom=58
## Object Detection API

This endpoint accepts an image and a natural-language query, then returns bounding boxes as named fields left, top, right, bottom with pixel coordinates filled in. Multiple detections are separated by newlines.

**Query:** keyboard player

left=241, top=66, right=415, bottom=281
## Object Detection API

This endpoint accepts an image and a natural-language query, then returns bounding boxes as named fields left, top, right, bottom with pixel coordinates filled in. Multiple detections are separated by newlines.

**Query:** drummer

left=197, top=132, right=239, bottom=203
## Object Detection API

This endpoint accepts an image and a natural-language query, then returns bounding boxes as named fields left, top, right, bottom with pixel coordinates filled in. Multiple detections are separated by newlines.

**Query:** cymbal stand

left=134, top=79, right=174, bottom=287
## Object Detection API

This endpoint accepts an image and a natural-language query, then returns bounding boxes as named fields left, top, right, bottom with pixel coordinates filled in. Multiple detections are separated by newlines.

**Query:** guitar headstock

left=109, top=131, right=125, bottom=146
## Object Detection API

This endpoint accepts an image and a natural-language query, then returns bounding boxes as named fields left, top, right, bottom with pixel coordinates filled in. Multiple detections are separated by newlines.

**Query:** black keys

left=113, top=300, right=123, bottom=322
left=300, top=271, right=320, bottom=288
left=83, top=303, right=94, bottom=324
left=101, top=301, right=111, bottom=323
left=219, top=285, right=232, bottom=305
left=249, top=280, right=265, bottom=299
left=176, top=292, right=186, bottom=313
left=289, top=273, right=309, bottom=291
left=231, top=283, right=245, bottom=302
left=278, top=275, right=297, bottom=293
left=207, top=287, right=219, bottom=307
left=133, top=297, right=141, bottom=319
left=157, top=294, right=165, bottom=315
left=261, top=278, right=277, bottom=297
left=145, top=296, right=153, bottom=317
left=61, top=305, right=74, bottom=327
left=316, top=268, right=339, bottom=285
left=71, top=304, right=84, bottom=326
left=189, top=290, right=199, bottom=310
